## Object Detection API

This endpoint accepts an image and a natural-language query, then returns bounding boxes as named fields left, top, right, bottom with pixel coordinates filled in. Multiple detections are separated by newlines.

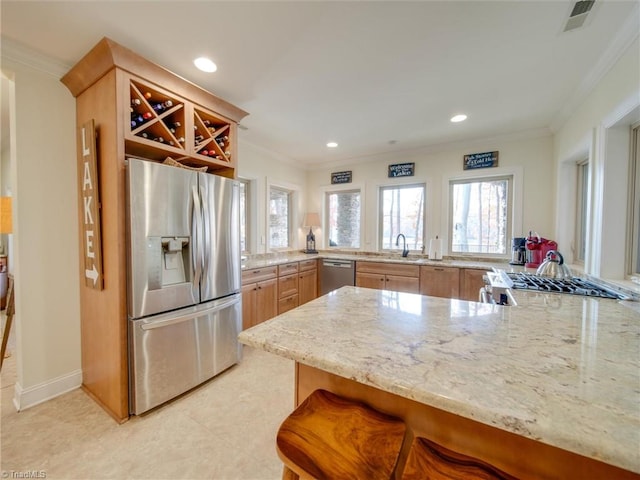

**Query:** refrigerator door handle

left=201, top=185, right=211, bottom=279
left=140, top=295, right=241, bottom=331
left=191, top=185, right=204, bottom=286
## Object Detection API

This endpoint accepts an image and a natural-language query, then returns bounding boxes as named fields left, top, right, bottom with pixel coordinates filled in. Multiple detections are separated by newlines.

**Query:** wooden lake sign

left=331, top=171, right=352, bottom=184
left=464, top=151, right=499, bottom=170
left=79, top=119, right=104, bottom=290
left=388, top=162, right=415, bottom=178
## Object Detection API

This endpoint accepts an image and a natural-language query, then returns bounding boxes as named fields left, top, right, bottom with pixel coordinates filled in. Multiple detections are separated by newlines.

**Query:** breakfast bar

left=238, top=286, right=640, bottom=479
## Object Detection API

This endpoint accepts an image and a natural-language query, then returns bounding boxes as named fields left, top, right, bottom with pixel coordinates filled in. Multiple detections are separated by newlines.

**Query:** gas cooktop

left=505, top=272, right=627, bottom=300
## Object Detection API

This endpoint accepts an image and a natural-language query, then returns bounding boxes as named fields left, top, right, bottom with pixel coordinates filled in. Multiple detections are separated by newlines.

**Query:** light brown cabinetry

left=459, top=268, right=488, bottom=301
left=241, top=267, right=278, bottom=331
left=61, top=37, right=248, bottom=422
left=419, top=265, right=460, bottom=299
left=298, top=259, right=318, bottom=306
left=356, top=261, right=420, bottom=294
left=278, top=262, right=300, bottom=314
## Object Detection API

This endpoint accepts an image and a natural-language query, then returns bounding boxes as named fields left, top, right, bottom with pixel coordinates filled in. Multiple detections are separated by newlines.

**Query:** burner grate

left=505, top=272, right=624, bottom=299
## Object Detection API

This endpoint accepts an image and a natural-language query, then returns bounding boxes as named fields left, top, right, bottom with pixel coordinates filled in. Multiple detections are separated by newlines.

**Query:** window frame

left=324, top=186, right=363, bottom=250
left=267, top=184, right=296, bottom=251
left=447, top=173, right=514, bottom=258
left=628, top=124, right=640, bottom=277
left=377, top=182, right=426, bottom=253
left=238, top=177, right=251, bottom=255
left=574, top=160, right=589, bottom=265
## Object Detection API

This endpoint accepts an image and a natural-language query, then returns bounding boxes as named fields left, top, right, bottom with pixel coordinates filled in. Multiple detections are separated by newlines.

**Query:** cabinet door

left=299, top=269, right=317, bottom=306
left=459, top=269, right=488, bottom=301
left=279, top=273, right=299, bottom=299
left=278, top=294, right=299, bottom=314
left=386, top=275, right=420, bottom=294
left=241, top=283, right=257, bottom=330
left=356, top=272, right=386, bottom=290
left=256, top=278, right=278, bottom=324
left=420, top=266, right=460, bottom=299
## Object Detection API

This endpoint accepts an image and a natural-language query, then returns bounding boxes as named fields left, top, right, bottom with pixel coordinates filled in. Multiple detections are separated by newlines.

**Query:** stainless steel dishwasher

left=320, top=259, right=356, bottom=295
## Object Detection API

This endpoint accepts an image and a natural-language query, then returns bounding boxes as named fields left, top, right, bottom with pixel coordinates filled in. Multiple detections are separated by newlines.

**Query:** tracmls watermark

left=1, top=471, right=46, bottom=479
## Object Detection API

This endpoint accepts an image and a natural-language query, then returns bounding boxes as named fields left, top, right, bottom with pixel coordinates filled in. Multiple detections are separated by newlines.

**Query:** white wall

left=237, top=140, right=308, bottom=254
left=1, top=54, right=82, bottom=408
left=553, top=36, right=640, bottom=278
left=306, top=133, right=555, bottom=255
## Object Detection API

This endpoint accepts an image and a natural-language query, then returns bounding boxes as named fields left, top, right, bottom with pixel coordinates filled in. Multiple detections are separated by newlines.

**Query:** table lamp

left=303, top=212, right=320, bottom=254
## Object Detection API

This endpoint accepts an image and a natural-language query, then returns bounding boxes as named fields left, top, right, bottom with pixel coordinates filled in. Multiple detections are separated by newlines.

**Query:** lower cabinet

left=299, top=260, right=318, bottom=306
left=278, top=262, right=300, bottom=314
left=356, top=261, right=420, bottom=294
left=459, top=268, right=488, bottom=301
left=241, top=276, right=278, bottom=330
left=419, top=265, right=460, bottom=299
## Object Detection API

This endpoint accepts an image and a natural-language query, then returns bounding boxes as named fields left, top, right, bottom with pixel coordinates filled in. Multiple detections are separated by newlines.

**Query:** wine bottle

left=131, top=98, right=141, bottom=106
left=195, top=134, right=204, bottom=142
left=144, top=92, right=152, bottom=99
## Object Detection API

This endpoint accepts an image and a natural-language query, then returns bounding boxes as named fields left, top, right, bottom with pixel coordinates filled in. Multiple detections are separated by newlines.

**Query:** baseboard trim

left=12, top=369, right=82, bottom=411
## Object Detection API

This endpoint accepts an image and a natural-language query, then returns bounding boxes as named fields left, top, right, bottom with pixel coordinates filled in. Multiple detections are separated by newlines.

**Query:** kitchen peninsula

left=238, top=286, right=640, bottom=479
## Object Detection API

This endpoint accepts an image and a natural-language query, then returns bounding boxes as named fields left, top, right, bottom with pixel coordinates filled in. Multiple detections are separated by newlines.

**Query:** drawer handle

left=434, top=268, right=444, bottom=271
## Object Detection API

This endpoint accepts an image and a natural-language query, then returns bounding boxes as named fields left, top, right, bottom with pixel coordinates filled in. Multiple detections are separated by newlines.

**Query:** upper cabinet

left=62, top=37, right=248, bottom=177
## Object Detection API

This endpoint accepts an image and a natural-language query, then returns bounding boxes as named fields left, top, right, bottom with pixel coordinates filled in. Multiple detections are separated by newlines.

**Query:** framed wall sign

left=388, top=162, right=415, bottom=178
left=463, top=151, right=499, bottom=170
left=78, top=119, right=104, bottom=290
left=331, top=171, right=352, bottom=184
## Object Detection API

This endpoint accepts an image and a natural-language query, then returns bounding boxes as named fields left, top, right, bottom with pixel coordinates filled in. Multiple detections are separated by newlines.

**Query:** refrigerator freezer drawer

left=129, top=294, right=242, bottom=414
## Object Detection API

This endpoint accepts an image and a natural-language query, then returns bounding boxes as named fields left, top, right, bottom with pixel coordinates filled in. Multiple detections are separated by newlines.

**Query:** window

left=575, top=160, right=589, bottom=264
left=630, top=125, right=640, bottom=276
left=449, top=176, right=512, bottom=255
left=379, top=184, right=425, bottom=251
left=269, top=186, right=291, bottom=249
left=239, top=178, right=250, bottom=254
left=326, top=189, right=361, bottom=248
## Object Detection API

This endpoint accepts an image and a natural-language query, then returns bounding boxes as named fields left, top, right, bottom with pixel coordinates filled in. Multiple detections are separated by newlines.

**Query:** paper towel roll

left=428, top=237, right=443, bottom=260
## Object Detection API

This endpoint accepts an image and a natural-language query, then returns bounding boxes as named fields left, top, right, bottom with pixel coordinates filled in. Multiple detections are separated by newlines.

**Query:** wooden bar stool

left=276, top=389, right=406, bottom=479
left=401, top=436, right=517, bottom=480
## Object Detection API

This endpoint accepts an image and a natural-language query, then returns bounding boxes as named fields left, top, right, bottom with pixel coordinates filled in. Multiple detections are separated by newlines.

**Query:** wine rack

left=193, top=107, right=233, bottom=164
left=129, top=78, right=186, bottom=151
left=126, top=75, right=235, bottom=172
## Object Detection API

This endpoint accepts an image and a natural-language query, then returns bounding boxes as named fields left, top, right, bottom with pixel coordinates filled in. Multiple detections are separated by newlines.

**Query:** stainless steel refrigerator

left=126, top=157, right=242, bottom=415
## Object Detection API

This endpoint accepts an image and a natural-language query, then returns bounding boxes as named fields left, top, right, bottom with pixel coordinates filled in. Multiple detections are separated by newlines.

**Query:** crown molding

left=549, top=4, right=640, bottom=133
left=1, top=36, right=71, bottom=79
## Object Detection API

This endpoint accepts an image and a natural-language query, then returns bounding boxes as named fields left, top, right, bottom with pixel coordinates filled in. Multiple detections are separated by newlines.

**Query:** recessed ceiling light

left=194, top=57, right=217, bottom=73
left=327, top=142, right=338, bottom=148
left=450, top=114, right=467, bottom=123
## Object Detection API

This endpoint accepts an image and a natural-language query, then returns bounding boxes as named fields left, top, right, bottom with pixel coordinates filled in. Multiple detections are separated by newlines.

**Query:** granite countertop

left=241, top=250, right=529, bottom=273
left=238, top=286, right=640, bottom=474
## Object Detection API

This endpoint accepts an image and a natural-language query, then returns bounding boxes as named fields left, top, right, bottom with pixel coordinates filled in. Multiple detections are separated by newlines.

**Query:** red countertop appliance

left=525, top=232, right=557, bottom=268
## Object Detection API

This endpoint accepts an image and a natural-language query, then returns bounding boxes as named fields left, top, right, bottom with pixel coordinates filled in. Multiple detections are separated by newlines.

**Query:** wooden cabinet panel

left=242, top=277, right=277, bottom=330
left=356, top=261, right=419, bottom=294
left=459, top=268, right=489, bottom=302
left=420, top=266, right=460, bottom=299
left=356, top=261, right=419, bottom=277
left=242, top=266, right=277, bottom=284
left=279, top=273, right=299, bottom=299
left=299, top=259, right=318, bottom=272
left=241, top=283, right=257, bottom=331
left=299, top=268, right=317, bottom=306
left=356, top=272, right=386, bottom=290
left=386, top=275, right=420, bottom=294
left=278, top=262, right=299, bottom=276
left=256, top=278, right=278, bottom=323
left=279, top=294, right=299, bottom=314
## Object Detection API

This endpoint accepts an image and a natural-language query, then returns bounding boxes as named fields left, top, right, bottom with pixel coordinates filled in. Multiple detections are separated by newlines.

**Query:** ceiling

left=1, top=1, right=638, bottom=169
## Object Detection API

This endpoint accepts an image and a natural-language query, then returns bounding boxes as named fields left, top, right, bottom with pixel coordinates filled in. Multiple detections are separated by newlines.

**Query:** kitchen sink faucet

left=396, top=234, right=409, bottom=257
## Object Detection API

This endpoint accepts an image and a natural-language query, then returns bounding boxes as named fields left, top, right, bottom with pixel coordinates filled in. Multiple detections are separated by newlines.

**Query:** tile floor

left=0, top=317, right=294, bottom=480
